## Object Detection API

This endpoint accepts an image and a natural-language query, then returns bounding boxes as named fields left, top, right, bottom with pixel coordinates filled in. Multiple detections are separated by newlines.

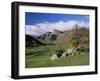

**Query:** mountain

left=37, top=27, right=89, bottom=45
left=37, top=29, right=63, bottom=44
left=27, top=24, right=89, bottom=47
left=26, top=34, right=44, bottom=47
left=37, top=32, right=51, bottom=44
left=56, top=27, right=89, bottom=47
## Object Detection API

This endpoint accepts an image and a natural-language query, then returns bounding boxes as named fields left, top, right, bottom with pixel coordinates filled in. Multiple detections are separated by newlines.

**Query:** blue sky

left=25, top=12, right=89, bottom=25
left=25, top=12, right=89, bottom=36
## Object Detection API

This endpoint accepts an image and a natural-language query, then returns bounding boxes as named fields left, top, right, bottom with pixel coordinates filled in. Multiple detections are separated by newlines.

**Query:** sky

left=25, top=12, right=89, bottom=36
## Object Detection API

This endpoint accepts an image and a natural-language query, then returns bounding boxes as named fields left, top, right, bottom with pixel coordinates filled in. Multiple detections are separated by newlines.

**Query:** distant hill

left=37, top=27, right=89, bottom=45
left=56, top=27, right=89, bottom=47
left=26, top=26, right=89, bottom=48
left=37, top=29, right=63, bottom=44
left=26, top=34, right=44, bottom=47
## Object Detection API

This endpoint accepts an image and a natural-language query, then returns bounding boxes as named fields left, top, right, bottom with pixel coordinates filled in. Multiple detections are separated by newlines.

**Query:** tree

left=71, top=24, right=81, bottom=49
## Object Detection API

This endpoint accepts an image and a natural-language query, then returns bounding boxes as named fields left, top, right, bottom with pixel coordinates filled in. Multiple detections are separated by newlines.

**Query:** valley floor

left=25, top=44, right=89, bottom=68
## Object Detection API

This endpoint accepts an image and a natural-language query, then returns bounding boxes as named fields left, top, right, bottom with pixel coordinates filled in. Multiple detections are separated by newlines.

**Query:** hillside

left=37, top=27, right=89, bottom=46
left=26, top=34, right=45, bottom=47
left=37, top=29, right=63, bottom=44
left=25, top=26, right=89, bottom=68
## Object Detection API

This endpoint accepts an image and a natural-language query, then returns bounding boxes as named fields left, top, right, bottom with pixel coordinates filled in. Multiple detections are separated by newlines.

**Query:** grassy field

left=25, top=44, right=89, bottom=68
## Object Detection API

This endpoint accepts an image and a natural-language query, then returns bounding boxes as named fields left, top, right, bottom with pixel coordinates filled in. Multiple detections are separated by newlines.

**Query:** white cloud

left=26, top=20, right=89, bottom=36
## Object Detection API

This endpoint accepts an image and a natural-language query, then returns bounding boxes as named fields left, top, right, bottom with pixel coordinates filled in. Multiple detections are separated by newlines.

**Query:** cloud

left=26, top=20, right=89, bottom=36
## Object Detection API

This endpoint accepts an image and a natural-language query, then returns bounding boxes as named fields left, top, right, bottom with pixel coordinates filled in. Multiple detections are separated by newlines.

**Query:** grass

left=25, top=44, right=89, bottom=68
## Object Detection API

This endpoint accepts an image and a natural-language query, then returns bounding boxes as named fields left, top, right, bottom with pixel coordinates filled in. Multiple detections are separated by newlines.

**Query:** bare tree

left=71, top=24, right=81, bottom=49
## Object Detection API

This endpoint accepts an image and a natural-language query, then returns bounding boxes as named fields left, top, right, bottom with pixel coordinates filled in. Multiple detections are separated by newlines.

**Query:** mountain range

left=26, top=26, right=89, bottom=47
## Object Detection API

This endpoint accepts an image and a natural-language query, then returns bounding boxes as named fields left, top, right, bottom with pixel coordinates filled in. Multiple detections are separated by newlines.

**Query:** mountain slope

left=37, top=29, right=63, bottom=44
left=26, top=34, right=44, bottom=47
